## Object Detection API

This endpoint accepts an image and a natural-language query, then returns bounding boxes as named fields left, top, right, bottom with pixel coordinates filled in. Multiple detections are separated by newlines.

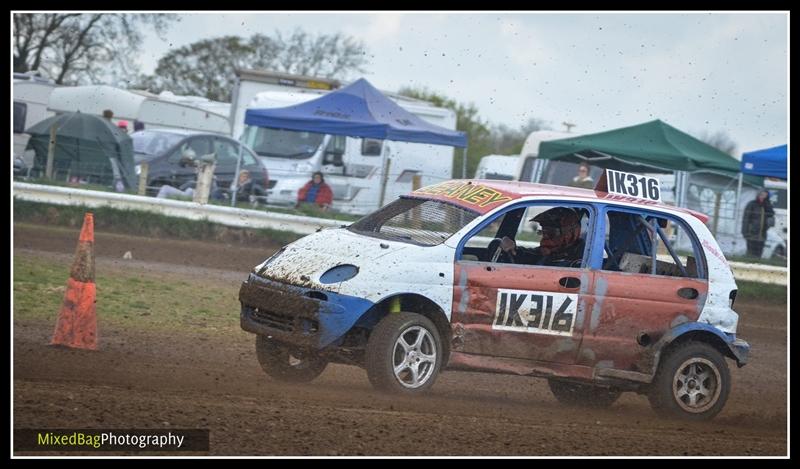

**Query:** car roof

left=409, top=179, right=710, bottom=223
left=134, top=128, right=225, bottom=138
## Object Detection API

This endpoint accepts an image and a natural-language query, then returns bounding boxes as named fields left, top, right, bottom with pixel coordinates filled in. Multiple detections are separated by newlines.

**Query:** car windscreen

left=244, top=126, right=325, bottom=159
left=347, top=197, right=479, bottom=246
left=132, top=131, right=185, bottom=157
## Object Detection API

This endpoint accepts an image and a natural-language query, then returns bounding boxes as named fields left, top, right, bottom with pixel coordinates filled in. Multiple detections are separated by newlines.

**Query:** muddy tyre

left=255, top=335, right=328, bottom=383
left=548, top=380, right=622, bottom=408
left=365, top=312, right=443, bottom=395
left=648, top=341, right=730, bottom=421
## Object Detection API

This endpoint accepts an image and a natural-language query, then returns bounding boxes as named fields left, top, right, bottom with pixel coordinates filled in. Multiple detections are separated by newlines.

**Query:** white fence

left=13, top=182, right=786, bottom=285
left=13, top=182, right=342, bottom=235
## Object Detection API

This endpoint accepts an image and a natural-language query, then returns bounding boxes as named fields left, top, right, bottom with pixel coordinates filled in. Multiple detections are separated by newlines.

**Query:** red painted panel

left=578, top=271, right=708, bottom=372
left=451, top=261, right=592, bottom=364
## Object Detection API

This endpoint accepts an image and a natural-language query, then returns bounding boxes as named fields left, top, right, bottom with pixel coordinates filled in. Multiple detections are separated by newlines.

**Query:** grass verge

left=13, top=254, right=240, bottom=333
left=14, top=199, right=303, bottom=247
left=735, top=280, right=787, bottom=305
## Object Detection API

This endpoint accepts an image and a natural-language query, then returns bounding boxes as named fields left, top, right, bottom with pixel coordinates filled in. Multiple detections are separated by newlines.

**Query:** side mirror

left=324, top=150, right=344, bottom=167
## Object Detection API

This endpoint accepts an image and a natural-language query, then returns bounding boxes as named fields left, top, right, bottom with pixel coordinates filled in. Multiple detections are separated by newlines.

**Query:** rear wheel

left=365, top=312, right=443, bottom=394
left=255, top=335, right=328, bottom=383
left=548, top=379, right=621, bottom=408
left=648, top=341, right=730, bottom=420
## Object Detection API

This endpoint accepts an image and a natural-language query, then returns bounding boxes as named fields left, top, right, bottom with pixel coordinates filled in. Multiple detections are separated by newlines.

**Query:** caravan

left=47, top=85, right=232, bottom=135
left=232, top=70, right=458, bottom=215
left=13, top=72, right=58, bottom=166
left=475, top=154, right=518, bottom=181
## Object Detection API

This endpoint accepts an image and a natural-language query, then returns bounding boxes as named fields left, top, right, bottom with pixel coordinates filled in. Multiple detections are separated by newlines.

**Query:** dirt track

left=13, top=224, right=788, bottom=456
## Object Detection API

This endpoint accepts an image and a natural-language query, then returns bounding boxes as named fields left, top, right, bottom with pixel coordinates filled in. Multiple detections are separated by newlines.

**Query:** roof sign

left=595, top=169, right=661, bottom=203
left=412, top=181, right=515, bottom=212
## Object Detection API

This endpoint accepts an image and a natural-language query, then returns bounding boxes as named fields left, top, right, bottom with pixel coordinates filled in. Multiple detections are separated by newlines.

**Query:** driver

left=499, top=207, right=585, bottom=266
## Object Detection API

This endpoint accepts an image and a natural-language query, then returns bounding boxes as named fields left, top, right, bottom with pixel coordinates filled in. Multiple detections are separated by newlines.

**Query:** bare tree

left=490, top=118, right=551, bottom=155
left=272, top=29, right=368, bottom=78
left=697, top=129, right=738, bottom=156
left=13, top=13, right=176, bottom=85
left=137, top=29, right=369, bottom=102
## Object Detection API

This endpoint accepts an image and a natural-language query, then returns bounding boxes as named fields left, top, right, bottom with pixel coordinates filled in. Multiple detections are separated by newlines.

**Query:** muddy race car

left=239, top=170, right=749, bottom=420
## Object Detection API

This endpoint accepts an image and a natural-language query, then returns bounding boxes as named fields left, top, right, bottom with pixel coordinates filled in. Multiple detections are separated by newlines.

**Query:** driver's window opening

left=460, top=204, right=591, bottom=269
left=601, top=210, right=704, bottom=279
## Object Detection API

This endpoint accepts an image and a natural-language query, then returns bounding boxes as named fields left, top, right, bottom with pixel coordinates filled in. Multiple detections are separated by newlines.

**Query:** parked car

left=238, top=173, right=749, bottom=421
left=132, top=129, right=268, bottom=198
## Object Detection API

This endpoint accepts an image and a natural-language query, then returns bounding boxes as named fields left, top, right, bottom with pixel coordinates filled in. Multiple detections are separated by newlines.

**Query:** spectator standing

left=741, top=189, right=775, bottom=258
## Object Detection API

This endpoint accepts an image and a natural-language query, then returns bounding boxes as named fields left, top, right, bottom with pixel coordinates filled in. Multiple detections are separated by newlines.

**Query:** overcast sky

left=138, top=11, right=788, bottom=155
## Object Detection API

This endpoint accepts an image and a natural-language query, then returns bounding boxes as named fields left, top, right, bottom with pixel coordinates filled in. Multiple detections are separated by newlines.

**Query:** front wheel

left=365, top=312, right=443, bottom=394
left=255, top=335, right=328, bottom=383
left=648, top=341, right=730, bottom=420
left=548, top=379, right=621, bottom=408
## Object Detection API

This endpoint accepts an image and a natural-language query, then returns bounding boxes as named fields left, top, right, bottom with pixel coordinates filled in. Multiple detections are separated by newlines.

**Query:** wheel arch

left=355, top=293, right=452, bottom=365
left=655, top=323, right=743, bottom=371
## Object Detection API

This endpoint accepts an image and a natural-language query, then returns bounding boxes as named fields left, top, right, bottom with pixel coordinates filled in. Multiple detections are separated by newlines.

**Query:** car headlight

left=319, top=264, right=359, bottom=284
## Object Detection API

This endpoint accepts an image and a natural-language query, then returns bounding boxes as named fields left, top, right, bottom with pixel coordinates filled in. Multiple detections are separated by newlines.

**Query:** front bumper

left=239, top=274, right=373, bottom=349
left=730, top=338, right=750, bottom=367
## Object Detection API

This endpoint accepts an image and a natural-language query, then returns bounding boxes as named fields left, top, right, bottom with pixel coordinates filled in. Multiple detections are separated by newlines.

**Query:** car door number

left=493, top=289, right=578, bottom=336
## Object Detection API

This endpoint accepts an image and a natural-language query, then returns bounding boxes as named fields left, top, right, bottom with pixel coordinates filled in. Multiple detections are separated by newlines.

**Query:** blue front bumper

left=239, top=274, right=374, bottom=349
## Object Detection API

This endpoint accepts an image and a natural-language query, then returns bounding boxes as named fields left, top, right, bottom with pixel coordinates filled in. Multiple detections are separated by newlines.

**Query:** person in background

left=133, top=120, right=145, bottom=132
left=117, top=120, right=129, bottom=133
left=232, top=169, right=266, bottom=204
left=296, top=171, right=333, bottom=211
left=569, top=163, right=594, bottom=189
left=102, top=109, right=114, bottom=120
left=741, top=189, right=775, bottom=258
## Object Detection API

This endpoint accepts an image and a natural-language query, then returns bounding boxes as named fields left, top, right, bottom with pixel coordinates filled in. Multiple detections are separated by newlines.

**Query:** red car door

left=450, top=203, right=596, bottom=365
left=452, top=262, right=593, bottom=365
left=577, top=208, right=709, bottom=372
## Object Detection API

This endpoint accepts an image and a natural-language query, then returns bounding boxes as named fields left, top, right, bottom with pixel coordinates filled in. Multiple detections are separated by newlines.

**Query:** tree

left=138, top=30, right=369, bottom=102
left=398, top=87, right=491, bottom=178
left=489, top=118, right=550, bottom=155
left=696, top=129, right=738, bottom=156
left=13, top=13, right=176, bottom=85
left=399, top=87, right=553, bottom=178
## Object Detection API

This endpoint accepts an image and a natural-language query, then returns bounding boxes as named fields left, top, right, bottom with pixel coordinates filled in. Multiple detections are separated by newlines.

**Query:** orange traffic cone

left=50, top=213, right=97, bottom=350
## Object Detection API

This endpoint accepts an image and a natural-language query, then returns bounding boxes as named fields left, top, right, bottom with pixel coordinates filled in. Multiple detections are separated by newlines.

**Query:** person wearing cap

left=499, top=207, right=585, bottom=267
left=117, top=120, right=129, bottom=133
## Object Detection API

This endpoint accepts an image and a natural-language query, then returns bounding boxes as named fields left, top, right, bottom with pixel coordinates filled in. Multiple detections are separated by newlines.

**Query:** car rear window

left=348, top=197, right=479, bottom=246
left=132, top=131, right=185, bottom=156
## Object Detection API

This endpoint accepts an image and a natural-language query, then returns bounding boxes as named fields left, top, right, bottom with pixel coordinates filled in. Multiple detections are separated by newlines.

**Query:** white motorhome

left=516, top=129, right=686, bottom=201
left=515, top=130, right=785, bottom=259
left=47, top=85, right=232, bottom=135
left=13, top=72, right=58, bottom=164
left=233, top=70, right=458, bottom=215
left=475, top=154, right=518, bottom=181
